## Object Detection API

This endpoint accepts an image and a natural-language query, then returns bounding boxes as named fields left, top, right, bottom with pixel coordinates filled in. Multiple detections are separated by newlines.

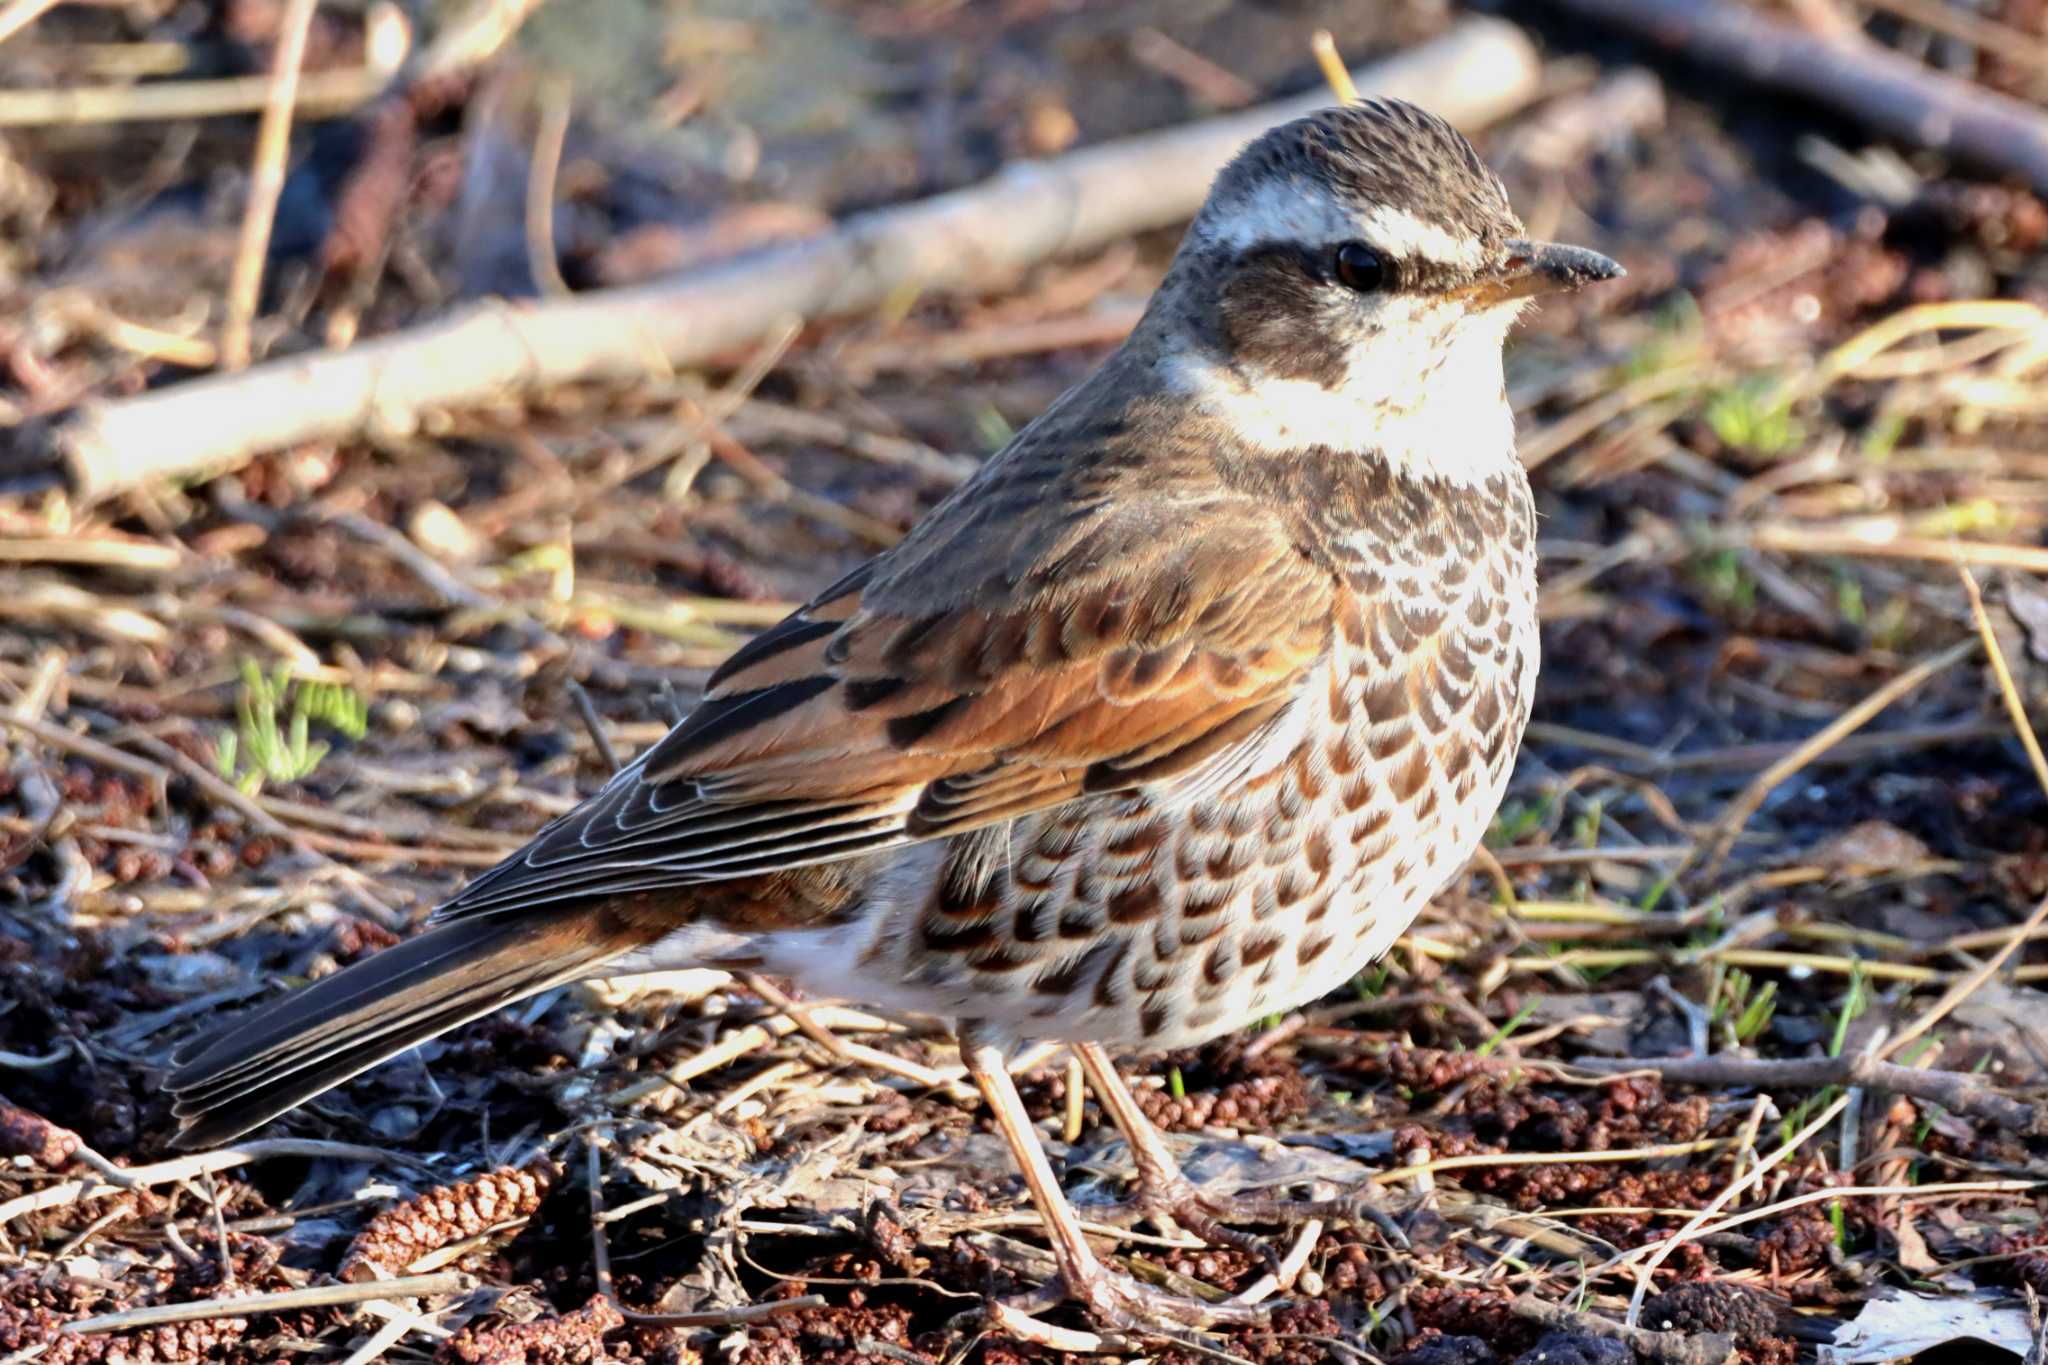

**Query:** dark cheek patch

left=1216, top=254, right=1351, bottom=390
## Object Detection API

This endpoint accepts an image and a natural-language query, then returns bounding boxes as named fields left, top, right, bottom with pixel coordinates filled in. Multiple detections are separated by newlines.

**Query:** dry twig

left=221, top=0, right=321, bottom=371
left=1575, top=1053, right=2045, bottom=1133
left=1692, top=639, right=1975, bottom=879
left=61, top=1273, right=470, bottom=1335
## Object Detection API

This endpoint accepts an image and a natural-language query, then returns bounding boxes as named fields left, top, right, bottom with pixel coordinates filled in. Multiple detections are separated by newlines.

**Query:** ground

left=3, top=1, right=2048, bottom=1362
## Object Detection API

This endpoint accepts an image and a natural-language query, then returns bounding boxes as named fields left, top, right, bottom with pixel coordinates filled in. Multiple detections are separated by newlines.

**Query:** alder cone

left=341, top=1158, right=559, bottom=1281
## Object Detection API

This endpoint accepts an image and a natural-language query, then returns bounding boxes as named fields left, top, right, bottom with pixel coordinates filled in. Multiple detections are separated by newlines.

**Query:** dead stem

left=1692, top=638, right=1976, bottom=879
left=220, top=0, right=320, bottom=371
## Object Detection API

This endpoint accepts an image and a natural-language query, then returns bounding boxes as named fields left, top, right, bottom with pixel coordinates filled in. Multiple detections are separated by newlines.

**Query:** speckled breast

left=882, top=466, right=1539, bottom=1051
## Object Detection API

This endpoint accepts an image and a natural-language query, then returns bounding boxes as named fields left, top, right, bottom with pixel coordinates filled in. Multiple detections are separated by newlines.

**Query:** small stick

left=566, top=680, right=621, bottom=775
left=1128, top=28, right=1257, bottom=109
left=336, top=1311, right=416, bottom=1365
left=62, top=1272, right=469, bottom=1334
left=2, top=709, right=173, bottom=789
left=1885, top=889, right=2048, bottom=1066
left=222, top=0, right=321, bottom=371
left=985, top=1299, right=1109, bottom=1354
left=0, top=65, right=387, bottom=127
left=1681, top=1179, right=2038, bottom=1246
left=1063, top=1052, right=1086, bottom=1144
left=1373, top=1138, right=1729, bottom=1186
left=526, top=75, right=573, bottom=298
left=323, top=509, right=493, bottom=610
left=1693, top=639, right=1975, bottom=879
left=1311, top=30, right=1361, bottom=104
left=1226, top=1219, right=1321, bottom=1305
left=585, top=1136, right=618, bottom=1304
left=1552, top=0, right=2048, bottom=194
left=0, top=1140, right=436, bottom=1226
left=204, top=1172, right=236, bottom=1289
left=744, top=974, right=978, bottom=1103
left=1576, top=1051, right=2041, bottom=1133
left=1858, top=0, right=2048, bottom=74
left=618, top=1297, right=831, bottom=1327
left=1958, top=564, right=2048, bottom=803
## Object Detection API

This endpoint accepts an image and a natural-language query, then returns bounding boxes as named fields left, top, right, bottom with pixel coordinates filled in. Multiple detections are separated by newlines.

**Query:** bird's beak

left=1453, top=239, right=1625, bottom=307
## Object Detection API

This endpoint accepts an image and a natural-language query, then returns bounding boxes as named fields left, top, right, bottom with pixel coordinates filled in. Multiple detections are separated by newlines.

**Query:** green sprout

left=1781, top=966, right=1870, bottom=1142
left=216, top=659, right=369, bottom=796
left=1704, top=375, right=1803, bottom=457
left=1835, top=572, right=1866, bottom=630
left=1860, top=409, right=1907, bottom=461
left=1692, top=549, right=1757, bottom=616
left=1476, top=1001, right=1539, bottom=1058
left=1711, top=968, right=1777, bottom=1048
left=1572, top=797, right=1604, bottom=849
left=1487, top=793, right=1552, bottom=847
left=1351, top=963, right=1392, bottom=1000
left=1619, top=293, right=1706, bottom=381
left=1827, top=964, right=1869, bottom=1060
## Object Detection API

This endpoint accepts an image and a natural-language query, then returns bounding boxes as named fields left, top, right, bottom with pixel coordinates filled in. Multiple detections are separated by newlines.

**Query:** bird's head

left=1154, top=100, right=1623, bottom=478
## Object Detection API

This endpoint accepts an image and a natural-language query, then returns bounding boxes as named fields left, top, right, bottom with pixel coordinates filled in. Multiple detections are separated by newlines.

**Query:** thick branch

left=1548, top=0, right=2048, bottom=193
left=32, top=19, right=1542, bottom=505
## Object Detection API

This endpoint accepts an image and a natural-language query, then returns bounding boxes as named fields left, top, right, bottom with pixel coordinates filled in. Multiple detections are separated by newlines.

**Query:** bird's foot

left=984, top=1262, right=1275, bottom=1348
left=1198, top=1184, right=1422, bottom=1251
left=1095, top=1174, right=1289, bottom=1278
left=1099, top=1176, right=1420, bottom=1262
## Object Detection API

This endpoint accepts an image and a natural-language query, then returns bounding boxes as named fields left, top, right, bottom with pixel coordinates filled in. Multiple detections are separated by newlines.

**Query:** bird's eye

left=1333, top=242, right=1387, bottom=293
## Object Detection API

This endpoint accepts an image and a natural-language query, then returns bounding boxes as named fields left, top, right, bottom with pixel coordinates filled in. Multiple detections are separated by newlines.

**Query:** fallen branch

left=1575, top=1053, right=2046, bottom=1134
left=1547, top=0, right=2048, bottom=193
left=30, top=18, right=1542, bottom=505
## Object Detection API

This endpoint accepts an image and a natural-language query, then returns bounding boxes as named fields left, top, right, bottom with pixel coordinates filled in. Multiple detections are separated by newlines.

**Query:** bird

left=166, top=99, right=1622, bottom=1334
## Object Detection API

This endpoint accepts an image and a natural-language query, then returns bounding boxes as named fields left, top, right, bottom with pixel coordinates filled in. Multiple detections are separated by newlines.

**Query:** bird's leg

left=959, top=1036, right=1269, bottom=1334
left=1071, top=1042, right=1285, bottom=1274
left=1073, top=1042, right=1412, bottom=1255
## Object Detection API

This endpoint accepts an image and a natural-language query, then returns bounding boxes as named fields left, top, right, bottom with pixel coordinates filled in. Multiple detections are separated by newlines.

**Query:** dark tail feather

left=166, top=907, right=637, bottom=1149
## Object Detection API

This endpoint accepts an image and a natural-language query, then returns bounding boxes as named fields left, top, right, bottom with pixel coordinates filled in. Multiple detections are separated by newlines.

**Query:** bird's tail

left=166, top=906, right=654, bottom=1150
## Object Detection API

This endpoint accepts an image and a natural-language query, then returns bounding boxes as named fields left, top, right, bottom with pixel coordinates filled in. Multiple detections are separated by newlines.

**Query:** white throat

left=1167, top=301, right=1524, bottom=487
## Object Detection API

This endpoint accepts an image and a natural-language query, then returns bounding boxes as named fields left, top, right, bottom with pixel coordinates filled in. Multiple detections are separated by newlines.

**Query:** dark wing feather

left=432, top=499, right=1332, bottom=925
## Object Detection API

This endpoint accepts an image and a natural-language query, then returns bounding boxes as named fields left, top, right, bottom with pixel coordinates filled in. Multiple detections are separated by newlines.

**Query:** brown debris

left=1134, top=1065, right=1313, bottom=1132
left=729, top=1299, right=935, bottom=1365
left=1407, top=1286, right=1538, bottom=1359
left=1642, top=1282, right=1793, bottom=1365
left=322, top=96, right=421, bottom=277
left=438, top=1293, right=624, bottom=1365
left=342, top=1158, right=560, bottom=1281
left=0, top=1268, right=252, bottom=1365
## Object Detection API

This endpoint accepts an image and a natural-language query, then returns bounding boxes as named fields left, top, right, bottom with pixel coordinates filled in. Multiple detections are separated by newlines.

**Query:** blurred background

left=4, top=1, right=2048, bottom=1361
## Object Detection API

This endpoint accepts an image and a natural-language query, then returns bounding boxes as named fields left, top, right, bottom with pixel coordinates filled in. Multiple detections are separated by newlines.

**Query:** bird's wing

left=432, top=502, right=1333, bottom=923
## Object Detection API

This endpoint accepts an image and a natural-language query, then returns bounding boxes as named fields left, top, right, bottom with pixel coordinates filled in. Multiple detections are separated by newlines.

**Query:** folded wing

left=434, top=504, right=1333, bottom=924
